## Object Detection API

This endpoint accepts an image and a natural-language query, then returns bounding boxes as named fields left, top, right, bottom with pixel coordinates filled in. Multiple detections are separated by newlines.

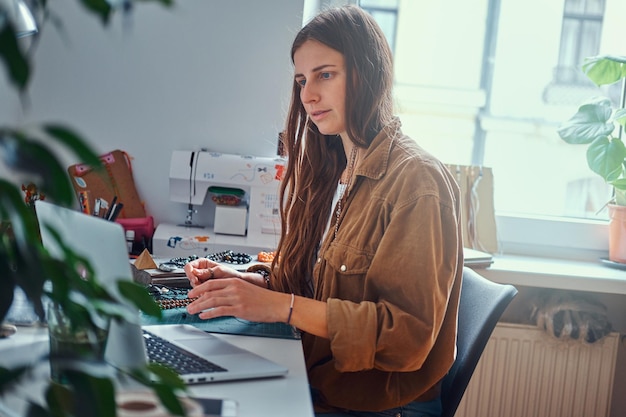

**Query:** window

left=354, top=0, right=626, bottom=258
left=358, top=0, right=398, bottom=52
left=555, top=0, right=605, bottom=85
left=544, top=0, right=608, bottom=106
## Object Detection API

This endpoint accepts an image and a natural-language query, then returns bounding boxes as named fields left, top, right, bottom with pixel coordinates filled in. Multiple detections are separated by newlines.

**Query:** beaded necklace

left=334, top=145, right=358, bottom=239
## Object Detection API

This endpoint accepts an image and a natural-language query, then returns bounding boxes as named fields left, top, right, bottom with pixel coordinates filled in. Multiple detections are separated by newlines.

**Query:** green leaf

left=0, top=269, right=15, bottom=324
left=45, top=380, right=75, bottom=416
left=0, top=131, right=75, bottom=206
left=124, top=364, right=188, bottom=416
left=0, top=23, right=30, bottom=91
left=557, top=98, right=614, bottom=144
left=613, top=108, right=626, bottom=129
left=118, top=280, right=162, bottom=318
left=78, top=0, right=113, bottom=25
left=0, top=365, right=30, bottom=395
left=153, top=384, right=186, bottom=416
left=137, top=0, right=175, bottom=6
left=0, top=179, right=41, bottom=249
left=90, top=298, right=141, bottom=323
left=582, top=55, right=626, bottom=86
left=612, top=178, right=626, bottom=191
left=586, top=136, right=626, bottom=181
left=65, top=371, right=117, bottom=417
left=43, top=124, right=102, bottom=168
left=146, top=363, right=186, bottom=389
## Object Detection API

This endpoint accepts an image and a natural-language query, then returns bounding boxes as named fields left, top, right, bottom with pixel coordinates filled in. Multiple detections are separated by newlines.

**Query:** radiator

left=455, top=323, right=620, bottom=417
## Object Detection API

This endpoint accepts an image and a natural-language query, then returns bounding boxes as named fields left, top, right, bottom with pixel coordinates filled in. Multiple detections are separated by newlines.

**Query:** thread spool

left=116, top=390, right=203, bottom=417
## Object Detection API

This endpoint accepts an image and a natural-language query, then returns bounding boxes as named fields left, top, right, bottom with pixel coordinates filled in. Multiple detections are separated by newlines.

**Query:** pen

left=109, top=203, right=124, bottom=222
left=104, top=196, right=117, bottom=220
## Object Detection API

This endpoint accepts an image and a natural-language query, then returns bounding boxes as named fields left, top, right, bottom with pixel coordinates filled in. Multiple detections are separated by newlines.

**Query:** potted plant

left=558, top=55, right=626, bottom=264
left=1, top=1, right=191, bottom=416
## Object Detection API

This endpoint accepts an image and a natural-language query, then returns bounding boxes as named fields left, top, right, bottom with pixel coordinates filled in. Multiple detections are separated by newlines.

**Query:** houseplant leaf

left=77, top=0, right=112, bottom=25
left=586, top=136, right=626, bottom=181
left=557, top=97, right=614, bottom=144
left=118, top=280, right=162, bottom=319
left=0, top=131, right=75, bottom=206
left=613, top=178, right=626, bottom=191
left=0, top=365, right=30, bottom=395
left=0, top=253, right=15, bottom=322
left=43, top=124, right=102, bottom=169
left=613, top=107, right=626, bottom=128
left=582, top=55, right=626, bottom=86
left=0, top=180, right=40, bottom=250
left=0, top=23, right=30, bottom=91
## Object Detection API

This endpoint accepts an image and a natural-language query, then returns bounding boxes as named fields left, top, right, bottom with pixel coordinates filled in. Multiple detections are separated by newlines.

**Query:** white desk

left=0, top=325, right=314, bottom=417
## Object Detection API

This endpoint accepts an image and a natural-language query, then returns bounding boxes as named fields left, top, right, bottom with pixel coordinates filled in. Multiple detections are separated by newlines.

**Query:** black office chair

left=440, top=267, right=518, bottom=417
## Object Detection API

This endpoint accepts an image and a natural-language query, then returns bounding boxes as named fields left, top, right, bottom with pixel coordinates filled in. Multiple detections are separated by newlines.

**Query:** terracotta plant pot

left=608, top=204, right=626, bottom=264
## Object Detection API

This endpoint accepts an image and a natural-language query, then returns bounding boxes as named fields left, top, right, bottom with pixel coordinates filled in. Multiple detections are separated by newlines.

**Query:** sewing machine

left=152, top=150, right=285, bottom=258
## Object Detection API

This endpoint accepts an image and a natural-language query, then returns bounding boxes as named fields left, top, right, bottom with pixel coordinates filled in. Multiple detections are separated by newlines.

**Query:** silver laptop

left=35, top=200, right=288, bottom=384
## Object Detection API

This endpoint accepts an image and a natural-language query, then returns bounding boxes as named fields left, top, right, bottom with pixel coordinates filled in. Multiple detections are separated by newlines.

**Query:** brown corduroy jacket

left=304, top=119, right=464, bottom=413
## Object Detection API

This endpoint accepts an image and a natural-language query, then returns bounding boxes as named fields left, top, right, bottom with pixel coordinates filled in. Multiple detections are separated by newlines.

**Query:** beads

left=165, top=251, right=252, bottom=270
left=168, top=255, right=199, bottom=268
left=156, top=297, right=198, bottom=310
left=206, top=250, right=252, bottom=265
left=257, top=250, right=276, bottom=263
left=148, top=285, right=197, bottom=310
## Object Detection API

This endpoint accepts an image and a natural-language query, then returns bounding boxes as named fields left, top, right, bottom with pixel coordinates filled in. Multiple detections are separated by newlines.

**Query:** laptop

left=35, top=200, right=288, bottom=384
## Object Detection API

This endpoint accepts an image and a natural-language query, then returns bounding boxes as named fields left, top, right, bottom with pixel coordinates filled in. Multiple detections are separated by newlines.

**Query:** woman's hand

left=183, top=258, right=242, bottom=287
left=185, top=262, right=330, bottom=337
left=186, top=277, right=290, bottom=323
left=184, top=258, right=270, bottom=289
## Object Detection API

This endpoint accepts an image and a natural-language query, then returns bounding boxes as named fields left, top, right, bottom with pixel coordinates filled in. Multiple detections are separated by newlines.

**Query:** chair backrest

left=440, top=267, right=518, bottom=417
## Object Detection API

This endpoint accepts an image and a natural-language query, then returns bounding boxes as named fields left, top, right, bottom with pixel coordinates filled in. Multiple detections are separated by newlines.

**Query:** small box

left=214, top=205, right=247, bottom=236
left=152, top=223, right=212, bottom=258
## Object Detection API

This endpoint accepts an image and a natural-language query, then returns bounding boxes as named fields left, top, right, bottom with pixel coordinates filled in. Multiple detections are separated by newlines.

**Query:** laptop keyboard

left=142, top=330, right=227, bottom=375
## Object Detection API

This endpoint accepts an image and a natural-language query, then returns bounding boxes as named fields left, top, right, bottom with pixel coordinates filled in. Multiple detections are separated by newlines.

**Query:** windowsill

left=494, top=213, right=610, bottom=262
left=477, top=254, right=626, bottom=295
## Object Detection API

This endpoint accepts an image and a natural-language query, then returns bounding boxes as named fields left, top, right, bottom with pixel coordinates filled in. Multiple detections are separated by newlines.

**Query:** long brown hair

left=271, top=5, right=394, bottom=297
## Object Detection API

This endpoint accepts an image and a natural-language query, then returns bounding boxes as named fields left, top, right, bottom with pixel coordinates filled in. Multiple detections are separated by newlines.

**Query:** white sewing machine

left=152, top=150, right=285, bottom=258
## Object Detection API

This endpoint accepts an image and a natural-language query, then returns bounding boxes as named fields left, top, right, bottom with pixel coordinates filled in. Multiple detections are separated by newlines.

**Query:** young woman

left=184, top=6, right=463, bottom=416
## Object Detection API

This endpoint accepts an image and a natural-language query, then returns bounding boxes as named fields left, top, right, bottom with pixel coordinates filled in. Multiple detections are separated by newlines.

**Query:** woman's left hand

left=186, top=277, right=289, bottom=323
left=183, top=258, right=242, bottom=287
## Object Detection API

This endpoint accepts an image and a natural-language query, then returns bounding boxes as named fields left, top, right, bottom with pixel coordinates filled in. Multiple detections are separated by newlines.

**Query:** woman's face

left=293, top=40, right=347, bottom=139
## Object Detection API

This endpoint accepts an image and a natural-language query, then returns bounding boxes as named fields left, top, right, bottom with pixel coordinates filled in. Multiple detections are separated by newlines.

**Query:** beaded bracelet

left=286, top=293, right=295, bottom=325
left=258, top=269, right=271, bottom=289
left=246, top=264, right=271, bottom=289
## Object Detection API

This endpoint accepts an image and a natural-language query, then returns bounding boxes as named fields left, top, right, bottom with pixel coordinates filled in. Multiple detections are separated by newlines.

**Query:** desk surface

left=0, top=325, right=314, bottom=417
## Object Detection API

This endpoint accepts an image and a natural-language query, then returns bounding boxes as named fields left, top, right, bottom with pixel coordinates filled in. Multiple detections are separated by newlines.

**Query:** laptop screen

left=35, top=200, right=148, bottom=369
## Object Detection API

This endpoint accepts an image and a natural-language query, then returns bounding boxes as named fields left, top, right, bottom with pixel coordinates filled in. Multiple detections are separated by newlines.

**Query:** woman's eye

left=321, top=72, right=331, bottom=80
left=296, top=79, right=306, bottom=87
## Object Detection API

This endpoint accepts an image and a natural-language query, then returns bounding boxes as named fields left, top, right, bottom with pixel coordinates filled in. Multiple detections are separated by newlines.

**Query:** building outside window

left=555, top=0, right=605, bottom=86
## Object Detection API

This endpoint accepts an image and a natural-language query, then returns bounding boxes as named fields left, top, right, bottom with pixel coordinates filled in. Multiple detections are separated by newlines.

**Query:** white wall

left=1, top=0, right=304, bottom=225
